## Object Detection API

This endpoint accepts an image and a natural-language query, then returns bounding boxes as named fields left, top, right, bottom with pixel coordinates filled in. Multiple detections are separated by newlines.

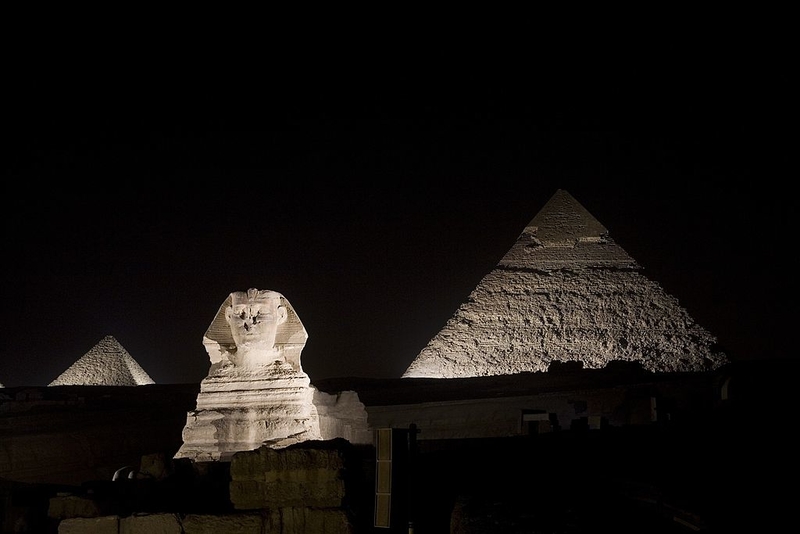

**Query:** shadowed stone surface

left=48, top=336, right=155, bottom=386
left=57, top=515, right=119, bottom=533
left=229, top=438, right=358, bottom=533
left=181, top=513, right=263, bottom=533
left=119, top=513, right=182, bottom=533
left=2, top=359, right=794, bottom=533
left=0, top=384, right=198, bottom=485
left=403, top=190, right=728, bottom=378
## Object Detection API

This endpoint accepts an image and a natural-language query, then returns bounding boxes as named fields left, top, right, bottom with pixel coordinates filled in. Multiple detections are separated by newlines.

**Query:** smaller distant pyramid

left=48, top=335, right=155, bottom=386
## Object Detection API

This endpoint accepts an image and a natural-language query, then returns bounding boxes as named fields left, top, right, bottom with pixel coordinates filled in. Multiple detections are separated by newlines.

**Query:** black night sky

left=2, top=63, right=794, bottom=387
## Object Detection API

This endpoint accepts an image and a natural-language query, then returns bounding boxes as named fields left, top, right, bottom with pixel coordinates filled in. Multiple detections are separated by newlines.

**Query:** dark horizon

left=2, top=99, right=793, bottom=387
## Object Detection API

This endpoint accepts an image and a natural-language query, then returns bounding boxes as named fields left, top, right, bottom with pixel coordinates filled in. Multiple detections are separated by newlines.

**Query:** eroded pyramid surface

left=402, top=189, right=728, bottom=379
left=48, top=335, right=155, bottom=386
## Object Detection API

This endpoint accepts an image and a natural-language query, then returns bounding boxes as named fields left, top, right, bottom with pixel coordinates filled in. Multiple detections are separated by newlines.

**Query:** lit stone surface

left=228, top=440, right=357, bottom=533
left=403, top=189, right=729, bottom=379
left=119, top=513, right=182, bottom=533
left=57, top=515, right=119, bottom=534
left=175, top=289, right=370, bottom=463
left=181, top=514, right=263, bottom=534
left=314, top=389, right=373, bottom=444
left=175, top=289, right=320, bottom=462
left=229, top=441, right=349, bottom=509
left=48, top=335, right=155, bottom=386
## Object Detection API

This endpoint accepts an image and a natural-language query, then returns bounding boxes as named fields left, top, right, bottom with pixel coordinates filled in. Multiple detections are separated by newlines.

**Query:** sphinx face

left=225, top=298, right=287, bottom=365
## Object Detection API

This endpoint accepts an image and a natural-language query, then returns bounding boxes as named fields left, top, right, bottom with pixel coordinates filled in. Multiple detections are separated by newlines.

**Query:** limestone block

left=58, top=515, right=119, bottom=534
left=182, top=513, right=263, bottom=534
left=230, top=440, right=351, bottom=509
left=279, top=507, right=353, bottom=534
left=48, top=494, right=102, bottom=520
left=138, top=452, right=171, bottom=480
left=230, top=476, right=345, bottom=510
left=120, top=513, right=182, bottom=534
left=314, top=389, right=372, bottom=444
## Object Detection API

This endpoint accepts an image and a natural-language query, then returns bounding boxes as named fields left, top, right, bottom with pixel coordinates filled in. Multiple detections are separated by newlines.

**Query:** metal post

left=408, top=423, right=419, bottom=534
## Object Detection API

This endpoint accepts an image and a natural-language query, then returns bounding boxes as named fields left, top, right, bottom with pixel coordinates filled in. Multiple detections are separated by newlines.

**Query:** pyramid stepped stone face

left=403, top=189, right=729, bottom=379
left=175, top=288, right=370, bottom=463
left=48, top=335, right=156, bottom=386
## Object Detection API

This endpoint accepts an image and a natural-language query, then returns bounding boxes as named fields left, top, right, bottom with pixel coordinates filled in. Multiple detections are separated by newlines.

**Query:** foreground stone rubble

left=55, top=440, right=361, bottom=533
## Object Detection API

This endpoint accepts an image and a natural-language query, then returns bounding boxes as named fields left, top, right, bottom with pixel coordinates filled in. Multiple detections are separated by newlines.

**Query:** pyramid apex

left=497, top=189, right=638, bottom=270
left=525, top=189, right=607, bottom=246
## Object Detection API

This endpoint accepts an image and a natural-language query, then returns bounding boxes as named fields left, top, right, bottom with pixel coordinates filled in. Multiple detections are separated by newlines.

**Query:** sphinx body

left=174, top=289, right=323, bottom=462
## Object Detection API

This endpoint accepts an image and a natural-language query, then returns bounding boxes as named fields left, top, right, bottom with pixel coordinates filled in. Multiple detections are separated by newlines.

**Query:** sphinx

left=175, top=288, right=369, bottom=462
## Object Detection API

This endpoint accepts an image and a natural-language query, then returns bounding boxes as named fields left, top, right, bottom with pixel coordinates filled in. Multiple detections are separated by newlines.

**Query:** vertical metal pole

left=408, top=423, right=418, bottom=534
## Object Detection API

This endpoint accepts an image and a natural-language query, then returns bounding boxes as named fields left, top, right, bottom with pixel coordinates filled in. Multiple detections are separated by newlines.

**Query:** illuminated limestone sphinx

left=175, top=288, right=369, bottom=462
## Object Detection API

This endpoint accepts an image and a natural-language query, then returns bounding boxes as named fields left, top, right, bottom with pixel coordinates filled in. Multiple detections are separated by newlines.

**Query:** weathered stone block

left=279, top=507, right=353, bottom=534
left=120, top=513, right=182, bottom=534
left=58, top=515, right=119, bottom=534
left=182, top=513, right=263, bottom=534
left=48, top=494, right=102, bottom=520
left=230, top=440, right=351, bottom=510
left=138, top=452, right=171, bottom=480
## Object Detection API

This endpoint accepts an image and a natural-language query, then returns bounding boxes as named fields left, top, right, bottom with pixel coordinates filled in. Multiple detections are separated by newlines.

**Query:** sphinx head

left=225, top=288, right=288, bottom=356
left=203, top=288, right=308, bottom=373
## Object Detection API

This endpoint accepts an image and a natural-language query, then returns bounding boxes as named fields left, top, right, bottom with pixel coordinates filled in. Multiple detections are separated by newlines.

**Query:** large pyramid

left=402, top=189, right=729, bottom=379
left=48, top=335, right=156, bottom=386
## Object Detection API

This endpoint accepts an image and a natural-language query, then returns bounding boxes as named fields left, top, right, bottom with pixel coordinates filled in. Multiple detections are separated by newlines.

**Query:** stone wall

left=0, top=384, right=198, bottom=486
left=41, top=439, right=371, bottom=533
left=229, top=438, right=371, bottom=533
